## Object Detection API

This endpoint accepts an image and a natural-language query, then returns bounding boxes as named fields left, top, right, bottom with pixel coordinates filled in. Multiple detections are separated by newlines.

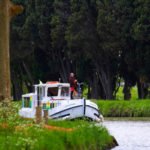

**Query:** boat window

left=47, top=87, right=58, bottom=96
left=61, top=87, right=69, bottom=97
left=24, top=97, right=31, bottom=108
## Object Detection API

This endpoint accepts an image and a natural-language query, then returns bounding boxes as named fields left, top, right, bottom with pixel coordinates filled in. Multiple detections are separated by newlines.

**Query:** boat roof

left=34, top=82, right=70, bottom=88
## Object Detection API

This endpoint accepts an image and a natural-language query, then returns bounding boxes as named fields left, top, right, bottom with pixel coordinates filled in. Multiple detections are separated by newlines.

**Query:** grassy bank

left=0, top=102, right=115, bottom=150
left=96, top=100, right=150, bottom=117
left=105, top=117, right=150, bottom=121
left=0, top=121, right=113, bottom=150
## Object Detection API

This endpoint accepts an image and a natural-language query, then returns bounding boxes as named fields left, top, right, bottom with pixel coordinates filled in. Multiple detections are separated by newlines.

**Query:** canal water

left=103, top=121, right=150, bottom=150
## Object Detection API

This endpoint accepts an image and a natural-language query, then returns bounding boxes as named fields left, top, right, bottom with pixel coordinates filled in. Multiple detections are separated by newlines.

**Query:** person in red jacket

left=69, top=73, right=77, bottom=99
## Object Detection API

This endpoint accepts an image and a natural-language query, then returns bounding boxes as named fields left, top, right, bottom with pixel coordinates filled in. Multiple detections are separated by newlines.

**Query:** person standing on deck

left=69, top=73, right=77, bottom=99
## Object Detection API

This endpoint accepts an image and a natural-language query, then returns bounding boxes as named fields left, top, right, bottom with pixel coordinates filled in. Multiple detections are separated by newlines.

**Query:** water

left=103, top=121, right=150, bottom=150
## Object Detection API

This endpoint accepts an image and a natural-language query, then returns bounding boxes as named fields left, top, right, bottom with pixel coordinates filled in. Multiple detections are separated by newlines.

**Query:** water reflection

left=103, top=121, right=150, bottom=150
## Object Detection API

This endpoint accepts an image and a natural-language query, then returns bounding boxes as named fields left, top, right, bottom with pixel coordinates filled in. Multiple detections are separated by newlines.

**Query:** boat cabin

left=22, top=82, right=70, bottom=110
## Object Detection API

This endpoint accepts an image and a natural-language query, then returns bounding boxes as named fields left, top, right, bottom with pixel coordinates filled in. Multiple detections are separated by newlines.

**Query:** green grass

left=0, top=121, right=113, bottom=150
left=82, top=84, right=88, bottom=98
left=93, top=86, right=150, bottom=118
left=96, top=100, right=150, bottom=117
left=0, top=101, right=114, bottom=150
left=105, top=117, right=150, bottom=121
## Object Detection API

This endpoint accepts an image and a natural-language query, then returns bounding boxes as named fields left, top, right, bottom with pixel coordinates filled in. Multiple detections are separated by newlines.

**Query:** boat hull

left=19, top=99, right=103, bottom=122
left=49, top=99, right=102, bottom=122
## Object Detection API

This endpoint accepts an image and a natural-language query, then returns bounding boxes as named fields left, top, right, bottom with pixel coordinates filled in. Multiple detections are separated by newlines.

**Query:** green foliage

left=116, top=86, right=138, bottom=100
left=0, top=101, right=32, bottom=126
left=10, top=0, right=150, bottom=100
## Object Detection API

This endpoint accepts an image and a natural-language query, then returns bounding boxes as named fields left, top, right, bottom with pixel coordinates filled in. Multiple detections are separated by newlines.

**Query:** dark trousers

left=71, top=91, right=73, bottom=99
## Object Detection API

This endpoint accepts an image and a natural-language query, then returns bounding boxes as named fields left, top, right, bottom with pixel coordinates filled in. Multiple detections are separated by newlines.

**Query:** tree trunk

left=91, top=72, right=99, bottom=99
left=0, top=0, right=23, bottom=101
left=96, top=65, right=113, bottom=100
left=113, top=76, right=120, bottom=99
left=87, top=82, right=91, bottom=99
left=58, top=51, right=68, bottom=82
left=22, top=61, right=34, bottom=84
left=22, top=61, right=33, bottom=92
left=137, top=78, right=148, bottom=99
left=24, top=79, right=32, bottom=92
left=0, top=0, right=11, bottom=101
left=137, top=79, right=142, bottom=99
left=11, top=70, right=22, bottom=100
left=123, top=80, right=131, bottom=100
left=12, top=81, right=22, bottom=100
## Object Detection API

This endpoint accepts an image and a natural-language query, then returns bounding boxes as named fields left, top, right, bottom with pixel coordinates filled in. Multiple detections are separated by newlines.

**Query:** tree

left=10, top=0, right=54, bottom=99
left=0, top=0, right=23, bottom=101
left=66, top=0, right=121, bottom=99
left=8, top=0, right=150, bottom=100
left=131, top=0, right=150, bottom=98
left=112, top=0, right=137, bottom=100
left=51, top=0, right=71, bottom=82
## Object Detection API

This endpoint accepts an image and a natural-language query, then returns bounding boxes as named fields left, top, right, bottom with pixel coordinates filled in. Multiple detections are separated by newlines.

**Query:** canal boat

left=19, top=81, right=103, bottom=122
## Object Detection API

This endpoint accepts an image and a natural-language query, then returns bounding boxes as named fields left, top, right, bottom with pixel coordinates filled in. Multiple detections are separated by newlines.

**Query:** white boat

left=19, top=81, right=103, bottom=122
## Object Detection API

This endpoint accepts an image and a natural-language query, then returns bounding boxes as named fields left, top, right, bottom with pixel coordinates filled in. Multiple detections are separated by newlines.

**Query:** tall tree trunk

left=87, top=82, right=91, bottom=99
left=0, top=0, right=23, bottom=101
left=123, top=80, right=131, bottom=100
left=137, top=77, right=148, bottom=99
left=11, top=70, right=22, bottom=100
left=113, top=76, right=121, bottom=99
left=12, top=81, right=22, bottom=100
left=58, top=51, right=68, bottom=82
left=137, top=79, right=142, bottom=99
left=22, top=61, right=34, bottom=92
left=0, top=0, right=11, bottom=101
left=22, top=61, right=34, bottom=84
left=96, top=65, right=113, bottom=100
left=91, top=72, right=99, bottom=99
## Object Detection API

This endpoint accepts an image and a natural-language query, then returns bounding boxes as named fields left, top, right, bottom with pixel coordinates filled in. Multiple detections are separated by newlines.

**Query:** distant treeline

left=10, top=0, right=150, bottom=100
